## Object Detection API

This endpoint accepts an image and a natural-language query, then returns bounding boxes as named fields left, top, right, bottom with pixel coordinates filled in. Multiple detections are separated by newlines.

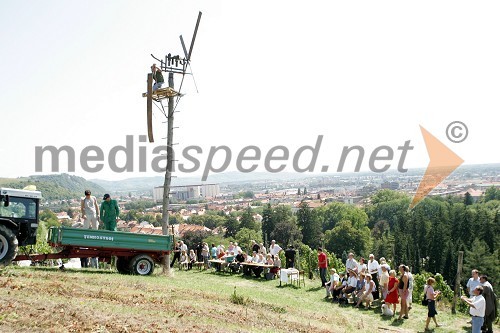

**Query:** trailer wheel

left=0, top=225, right=18, bottom=266
left=116, top=256, right=131, bottom=274
left=129, top=254, right=154, bottom=276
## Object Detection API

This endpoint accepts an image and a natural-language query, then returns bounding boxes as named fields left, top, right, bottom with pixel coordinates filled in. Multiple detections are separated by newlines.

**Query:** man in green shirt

left=151, top=63, right=164, bottom=91
left=100, top=194, right=119, bottom=231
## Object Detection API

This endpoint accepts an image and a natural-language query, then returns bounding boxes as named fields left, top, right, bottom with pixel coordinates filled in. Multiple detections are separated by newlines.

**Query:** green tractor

left=0, top=188, right=41, bottom=265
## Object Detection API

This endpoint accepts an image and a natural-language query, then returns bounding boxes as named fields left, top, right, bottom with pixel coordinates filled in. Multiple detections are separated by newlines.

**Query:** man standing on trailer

left=81, top=190, right=100, bottom=268
left=100, top=194, right=119, bottom=231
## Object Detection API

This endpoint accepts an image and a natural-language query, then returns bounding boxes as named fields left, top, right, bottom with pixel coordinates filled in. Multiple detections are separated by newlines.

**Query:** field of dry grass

left=0, top=265, right=478, bottom=333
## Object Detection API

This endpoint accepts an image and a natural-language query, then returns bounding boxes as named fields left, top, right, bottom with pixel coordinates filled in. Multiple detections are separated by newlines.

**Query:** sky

left=1, top=1, right=499, bottom=181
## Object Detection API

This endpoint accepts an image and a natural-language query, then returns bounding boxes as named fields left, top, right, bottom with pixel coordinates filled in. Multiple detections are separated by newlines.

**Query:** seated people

left=230, top=250, right=245, bottom=273
left=273, top=255, right=282, bottom=270
left=354, top=272, right=366, bottom=302
left=266, top=253, right=274, bottom=265
left=342, top=270, right=358, bottom=299
left=326, top=268, right=340, bottom=298
left=265, top=253, right=279, bottom=278
left=243, top=252, right=254, bottom=276
left=356, top=274, right=376, bottom=308
left=180, top=250, right=189, bottom=270
left=227, top=242, right=235, bottom=254
left=233, top=242, right=241, bottom=254
left=188, top=249, right=196, bottom=270
left=332, top=272, right=347, bottom=302
left=252, top=253, right=265, bottom=278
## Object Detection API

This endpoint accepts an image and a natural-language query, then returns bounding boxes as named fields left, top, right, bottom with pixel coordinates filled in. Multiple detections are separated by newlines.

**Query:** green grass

left=0, top=265, right=482, bottom=333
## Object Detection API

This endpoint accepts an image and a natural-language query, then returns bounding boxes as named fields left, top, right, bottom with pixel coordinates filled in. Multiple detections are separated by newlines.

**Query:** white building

left=153, top=184, right=220, bottom=202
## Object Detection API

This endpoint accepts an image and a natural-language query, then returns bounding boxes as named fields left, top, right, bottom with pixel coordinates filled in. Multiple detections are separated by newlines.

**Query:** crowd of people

left=322, top=251, right=497, bottom=333
left=170, top=239, right=294, bottom=279
left=461, top=269, right=497, bottom=333
left=76, top=195, right=498, bottom=333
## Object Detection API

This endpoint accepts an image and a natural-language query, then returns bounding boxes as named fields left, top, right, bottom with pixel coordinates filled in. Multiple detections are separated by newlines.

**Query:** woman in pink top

left=424, top=277, right=441, bottom=331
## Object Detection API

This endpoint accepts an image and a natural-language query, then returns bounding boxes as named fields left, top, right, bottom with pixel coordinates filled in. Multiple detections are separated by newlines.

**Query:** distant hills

left=89, top=171, right=309, bottom=192
left=0, top=174, right=106, bottom=200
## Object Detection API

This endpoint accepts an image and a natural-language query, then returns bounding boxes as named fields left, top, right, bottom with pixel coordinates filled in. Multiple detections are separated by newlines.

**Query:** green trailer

left=16, top=227, right=173, bottom=276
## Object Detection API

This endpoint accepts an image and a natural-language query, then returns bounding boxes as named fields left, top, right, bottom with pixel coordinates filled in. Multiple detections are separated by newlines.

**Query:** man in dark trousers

left=284, top=245, right=296, bottom=269
left=170, top=241, right=181, bottom=268
left=318, top=247, right=328, bottom=287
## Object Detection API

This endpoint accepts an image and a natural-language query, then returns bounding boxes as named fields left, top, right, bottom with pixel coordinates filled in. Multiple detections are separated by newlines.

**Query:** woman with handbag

left=424, top=277, right=441, bottom=331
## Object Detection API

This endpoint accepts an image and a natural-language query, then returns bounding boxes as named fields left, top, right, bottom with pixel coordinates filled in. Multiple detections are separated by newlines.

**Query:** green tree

left=224, top=216, right=240, bottom=238
left=182, top=230, right=212, bottom=248
left=464, top=192, right=473, bottom=206
left=296, top=201, right=322, bottom=248
left=483, top=186, right=500, bottom=202
left=235, top=228, right=262, bottom=250
left=39, top=209, right=60, bottom=228
left=317, top=202, right=368, bottom=231
left=324, top=220, right=371, bottom=257
left=370, top=189, right=408, bottom=205
left=463, top=238, right=500, bottom=290
left=297, top=188, right=301, bottom=195
left=239, top=207, right=257, bottom=231
left=261, top=204, right=274, bottom=244
left=270, top=218, right=302, bottom=248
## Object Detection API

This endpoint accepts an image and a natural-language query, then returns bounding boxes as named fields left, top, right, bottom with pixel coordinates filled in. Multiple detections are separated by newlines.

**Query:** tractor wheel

left=129, top=254, right=155, bottom=276
left=0, top=225, right=18, bottom=266
left=116, top=256, right=131, bottom=274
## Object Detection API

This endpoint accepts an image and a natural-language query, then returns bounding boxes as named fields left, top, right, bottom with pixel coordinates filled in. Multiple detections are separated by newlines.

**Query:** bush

left=412, top=272, right=454, bottom=303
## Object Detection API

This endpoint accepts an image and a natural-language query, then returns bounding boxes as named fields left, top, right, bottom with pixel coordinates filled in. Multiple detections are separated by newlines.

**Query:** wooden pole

left=146, top=73, right=154, bottom=143
left=161, top=72, right=175, bottom=275
left=451, top=251, right=463, bottom=314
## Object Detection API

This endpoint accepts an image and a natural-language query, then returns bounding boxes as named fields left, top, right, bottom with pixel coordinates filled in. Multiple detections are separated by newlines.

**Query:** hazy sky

left=1, top=1, right=499, bottom=181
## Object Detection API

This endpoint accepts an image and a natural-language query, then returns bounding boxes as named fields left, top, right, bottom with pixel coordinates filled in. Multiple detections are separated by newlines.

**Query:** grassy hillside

left=0, top=174, right=107, bottom=200
left=0, top=265, right=475, bottom=333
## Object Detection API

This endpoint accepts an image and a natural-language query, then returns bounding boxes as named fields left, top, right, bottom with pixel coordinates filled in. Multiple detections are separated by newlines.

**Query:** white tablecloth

left=280, top=268, right=299, bottom=283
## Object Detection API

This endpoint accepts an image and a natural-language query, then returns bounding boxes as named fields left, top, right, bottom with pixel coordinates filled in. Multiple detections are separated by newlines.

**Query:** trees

left=317, top=202, right=368, bottom=231
left=261, top=204, right=274, bottom=244
left=182, top=230, right=212, bottom=248
left=324, top=220, right=371, bottom=257
left=464, top=192, right=473, bottom=206
left=463, top=238, right=500, bottom=290
left=224, top=216, right=240, bottom=238
left=270, top=218, right=302, bottom=248
left=235, top=228, right=262, bottom=251
left=239, top=207, right=258, bottom=231
left=296, top=201, right=322, bottom=248
left=483, top=186, right=500, bottom=202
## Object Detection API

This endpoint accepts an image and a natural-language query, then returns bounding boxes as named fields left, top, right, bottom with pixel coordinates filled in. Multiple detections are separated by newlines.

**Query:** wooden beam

left=147, top=73, right=154, bottom=143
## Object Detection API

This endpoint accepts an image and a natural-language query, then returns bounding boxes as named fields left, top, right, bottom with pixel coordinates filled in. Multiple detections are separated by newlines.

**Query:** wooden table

left=279, top=268, right=303, bottom=287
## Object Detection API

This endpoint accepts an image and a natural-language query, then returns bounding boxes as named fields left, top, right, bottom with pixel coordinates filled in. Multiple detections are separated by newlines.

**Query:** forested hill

left=0, top=174, right=106, bottom=200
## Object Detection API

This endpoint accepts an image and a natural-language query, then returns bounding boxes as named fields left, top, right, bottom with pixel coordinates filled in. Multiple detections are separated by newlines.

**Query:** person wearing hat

left=325, top=268, right=340, bottom=298
left=151, top=63, right=164, bottom=91
left=284, top=245, right=296, bottom=269
left=342, top=269, right=358, bottom=298
left=99, top=194, right=119, bottom=231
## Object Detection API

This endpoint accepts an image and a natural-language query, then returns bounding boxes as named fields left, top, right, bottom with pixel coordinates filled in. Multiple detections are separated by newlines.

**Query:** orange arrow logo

left=410, top=126, right=464, bottom=209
